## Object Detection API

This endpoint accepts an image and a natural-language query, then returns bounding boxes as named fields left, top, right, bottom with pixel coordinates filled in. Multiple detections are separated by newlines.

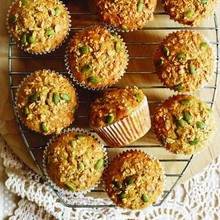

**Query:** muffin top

left=89, top=87, right=146, bottom=128
left=163, top=0, right=218, bottom=26
left=7, top=0, right=70, bottom=53
left=95, top=0, right=156, bottom=31
left=45, top=131, right=105, bottom=192
left=154, top=94, right=216, bottom=154
left=153, top=30, right=214, bottom=92
left=105, top=150, right=164, bottom=210
left=67, top=26, right=128, bottom=89
left=16, top=70, right=78, bottom=135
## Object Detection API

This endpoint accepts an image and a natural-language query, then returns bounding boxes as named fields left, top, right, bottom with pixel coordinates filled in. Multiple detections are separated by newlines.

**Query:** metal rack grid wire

left=8, top=3, right=219, bottom=209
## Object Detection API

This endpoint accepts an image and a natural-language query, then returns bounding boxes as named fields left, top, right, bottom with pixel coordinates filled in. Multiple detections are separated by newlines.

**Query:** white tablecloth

left=0, top=135, right=219, bottom=220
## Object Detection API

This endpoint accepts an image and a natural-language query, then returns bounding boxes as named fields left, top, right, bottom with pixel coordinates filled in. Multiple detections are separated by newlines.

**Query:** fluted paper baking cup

left=153, top=94, right=216, bottom=155
left=92, top=95, right=151, bottom=147
left=104, top=149, right=166, bottom=210
left=6, top=0, right=71, bottom=55
left=94, top=0, right=155, bottom=32
left=15, top=69, right=78, bottom=135
left=65, top=25, right=129, bottom=91
left=153, top=30, right=216, bottom=94
left=43, top=127, right=108, bottom=197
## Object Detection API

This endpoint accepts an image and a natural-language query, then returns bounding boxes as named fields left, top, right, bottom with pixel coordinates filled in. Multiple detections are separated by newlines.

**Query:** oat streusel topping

left=105, top=150, right=164, bottom=210
left=163, top=0, right=218, bottom=26
left=154, top=94, right=216, bottom=154
left=89, top=87, right=146, bottom=128
left=16, top=70, right=78, bottom=135
left=8, top=0, right=69, bottom=53
left=46, top=131, right=105, bottom=191
left=68, top=26, right=128, bottom=89
left=95, top=0, right=157, bottom=30
left=153, top=30, right=214, bottom=92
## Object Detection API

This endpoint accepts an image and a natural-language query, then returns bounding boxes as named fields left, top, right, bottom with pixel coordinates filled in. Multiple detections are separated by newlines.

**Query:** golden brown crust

left=16, top=70, right=78, bottom=135
left=153, top=94, right=216, bottom=154
left=163, top=0, right=218, bottom=26
left=67, top=26, right=128, bottom=89
left=95, top=0, right=157, bottom=30
left=89, top=87, right=146, bottom=127
left=153, top=30, right=214, bottom=92
left=45, top=131, right=105, bottom=192
left=8, top=0, right=70, bottom=53
left=89, top=87, right=151, bottom=147
left=105, top=150, right=164, bottom=210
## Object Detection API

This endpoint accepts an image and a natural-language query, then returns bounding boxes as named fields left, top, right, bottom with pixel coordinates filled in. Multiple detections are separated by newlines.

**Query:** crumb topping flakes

left=95, top=0, right=156, bottom=30
left=46, top=132, right=105, bottom=191
left=154, top=94, right=216, bottom=154
left=153, top=30, right=214, bottom=92
left=89, top=86, right=146, bottom=127
left=16, top=70, right=78, bottom=135
left=68, top=26, right=128, bottom=89
left=105, top=151, right=164, bottom=210
left=163, top=0, right=218, bottom=26
left=8, top=0, right=69, bottom=53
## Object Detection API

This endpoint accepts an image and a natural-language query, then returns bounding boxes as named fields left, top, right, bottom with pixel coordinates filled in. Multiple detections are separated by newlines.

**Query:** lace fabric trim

left=0, top=136, right=219, bottom=220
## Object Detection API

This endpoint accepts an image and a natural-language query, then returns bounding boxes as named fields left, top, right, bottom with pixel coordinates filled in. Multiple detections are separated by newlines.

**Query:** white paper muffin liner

left=103, top=149, right=166, bottom=210
left=64, top=25, right=129, bottom=91
left=6, top=0, right=71, bottom=55
left=15, top=69, right=79, bottom=135
left=153, top=30, right=217, bottom=94
left=153, top=94, right=217, bottom=156
left=163, top=0, right=219, bottom=27
left=91, top=95, right=151, bottom=147
left=93, top=0, right=156, bottom=32
left=43, top=127, right=108, bottom=197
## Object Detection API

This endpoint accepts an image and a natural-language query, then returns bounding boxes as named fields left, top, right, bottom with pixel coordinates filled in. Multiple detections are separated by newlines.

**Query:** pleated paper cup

left=153, top=94, right=216, bottom=155
left=6, top=0, right=71, bottom=55
left=153, top=30, right=216, bottom=93
left=104, top=149, right=165, bottom=210
left=94, top=0, right=156, bottom=32
left=15, top=69, right=78, bottom=135
left=91, top=95, right=151, bottom=148
left=65, top=25, right=129, bottom=91
left=43, top=127, right=108, bottom=197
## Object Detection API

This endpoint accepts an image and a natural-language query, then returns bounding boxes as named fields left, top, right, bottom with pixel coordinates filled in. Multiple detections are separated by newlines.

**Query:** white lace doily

left=0, top=136, right=219, bottom=220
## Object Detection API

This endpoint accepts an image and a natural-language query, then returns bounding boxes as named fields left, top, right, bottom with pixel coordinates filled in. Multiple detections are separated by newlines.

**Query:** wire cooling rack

left=8, top=1, right=219, bottom=208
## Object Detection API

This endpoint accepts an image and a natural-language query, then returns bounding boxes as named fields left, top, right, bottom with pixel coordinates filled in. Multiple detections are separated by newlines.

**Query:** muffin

left=153, top=30, right=214, bottom=92
left=105, top=150, right=165, bottom=210
left=44, top=128, right=106, bottom=194
left=163, top=0, right=218, bottom=26
left=16, top=69, right=78, bottom=135
left=65, top=26, right=128, bottom=90
left=95, top=0, right=157, bottom=31
left=89, top=87, right=151, bottom=147
left=7, top=0, right=70, bottom=54
left=153, top=94, right=216, bottom=154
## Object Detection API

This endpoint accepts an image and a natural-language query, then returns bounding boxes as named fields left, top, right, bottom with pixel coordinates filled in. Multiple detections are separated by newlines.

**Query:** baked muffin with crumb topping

left=89, top=87, right=151, bottom=147
left=105, top=150, right=164, bottom=210
left=95, top=0, right=157, bottom=31
left=16, top=69, right=78, bottom=135
left=7, top=0, right=70, bottom=53
left=66, top=26, right=128, bottom=90
left=44, top=129, right=106, bottom=193
left=153, top=30, right=214, bottom=92
left=163, top=0, right=218, bottom=26
left=153, top=94, right=216, bottom=154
